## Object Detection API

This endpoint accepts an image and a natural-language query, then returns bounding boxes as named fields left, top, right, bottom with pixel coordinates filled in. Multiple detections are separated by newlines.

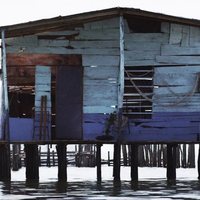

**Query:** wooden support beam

left=56, top=144, right=67, bottom=181
left=96, top=144, right=102, bottom=182
left=24, top=144, right=39, bottom=180
left=130, top=144, right=138, bottom=182
left=167, top=144, right=177, bottom=180
left=113, top=143, right=121, bottom=182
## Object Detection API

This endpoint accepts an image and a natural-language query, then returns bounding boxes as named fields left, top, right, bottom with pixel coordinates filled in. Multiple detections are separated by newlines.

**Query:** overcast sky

left=0, top=0, right=200, bottom=26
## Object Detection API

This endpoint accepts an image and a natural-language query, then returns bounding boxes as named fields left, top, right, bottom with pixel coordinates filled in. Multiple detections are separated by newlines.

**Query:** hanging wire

left=125, top=70, right=199, bottom=107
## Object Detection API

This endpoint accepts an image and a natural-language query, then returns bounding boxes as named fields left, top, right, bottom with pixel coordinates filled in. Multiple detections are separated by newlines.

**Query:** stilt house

left=1, top=7, right=200, bottom=143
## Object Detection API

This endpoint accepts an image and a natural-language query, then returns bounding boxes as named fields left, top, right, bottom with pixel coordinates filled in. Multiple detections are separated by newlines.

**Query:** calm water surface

left=1, top=166, right=200, bottom=199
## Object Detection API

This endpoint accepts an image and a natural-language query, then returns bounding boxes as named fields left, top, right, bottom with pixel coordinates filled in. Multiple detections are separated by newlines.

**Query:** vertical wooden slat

left=1, top=30, right=9, bottom=140
left=118, top=15, right=125, bottom=109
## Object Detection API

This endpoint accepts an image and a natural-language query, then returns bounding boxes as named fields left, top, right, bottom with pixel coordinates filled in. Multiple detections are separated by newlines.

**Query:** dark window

left=123, top=66, right=154, bottom=119
left=125, top=16, right=161, bottom=33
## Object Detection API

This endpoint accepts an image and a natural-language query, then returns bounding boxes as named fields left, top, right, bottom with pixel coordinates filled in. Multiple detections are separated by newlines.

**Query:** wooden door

left=56, top=66, right=83, bottom=140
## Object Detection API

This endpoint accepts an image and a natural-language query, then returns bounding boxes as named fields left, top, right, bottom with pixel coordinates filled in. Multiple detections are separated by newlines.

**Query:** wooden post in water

left=12, top=144, right=21, bottom=171
left=130, top=144, right=138, bottom=182
left=167, top=144, right=176, bottom=180
left=24, top=144, right=39, bottom=180
left=0, top=144, right=11, bottom=181
left=113, top=143, right=121, bottom=181
left=96, top=144, right=102, bottom=182
left=56, top=144, right=67, bottom=181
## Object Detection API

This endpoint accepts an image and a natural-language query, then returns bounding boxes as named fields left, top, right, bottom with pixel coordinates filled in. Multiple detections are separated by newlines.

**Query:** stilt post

left=24, top=144, right=39, bottom=180
left=96, top=144, right=102, bottom=182
left=56, top=144, right=67, bottom=181
left=131, top=144, right=138, bottom=182
left=0, top=144, right=10, bottom=181
left=167, top=144, right=177, bottom=180
left=113, top=143, right=121, bottom=182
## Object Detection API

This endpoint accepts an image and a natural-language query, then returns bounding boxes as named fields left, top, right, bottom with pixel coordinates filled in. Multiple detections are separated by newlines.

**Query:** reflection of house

left=1, top=7, right=200, bottom=143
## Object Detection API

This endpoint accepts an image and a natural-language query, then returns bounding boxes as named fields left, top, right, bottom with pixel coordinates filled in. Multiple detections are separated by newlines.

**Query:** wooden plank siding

left=6, top=17, right=120, bottom=114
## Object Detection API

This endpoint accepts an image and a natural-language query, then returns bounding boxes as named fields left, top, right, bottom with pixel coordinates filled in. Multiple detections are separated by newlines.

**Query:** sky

left=1, top=0, right=200, bottom=26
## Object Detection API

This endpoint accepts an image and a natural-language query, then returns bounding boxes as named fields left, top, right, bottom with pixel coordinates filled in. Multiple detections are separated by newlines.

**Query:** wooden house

left=1, top=7, right=200, bottom=143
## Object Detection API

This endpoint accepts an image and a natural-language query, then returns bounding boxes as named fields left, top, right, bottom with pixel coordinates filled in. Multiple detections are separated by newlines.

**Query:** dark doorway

left=56, top=65, right=83, bottom=140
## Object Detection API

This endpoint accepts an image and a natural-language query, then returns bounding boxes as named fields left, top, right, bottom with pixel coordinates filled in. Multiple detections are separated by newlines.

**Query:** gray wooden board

left=82, top=55, right=119, bottom=66
left=83, top=106, right=116, bottom=113
left=125, top=33, right=168, bottom=43
left=169, top=23, right=183, bottom=45
left=161, top=45, right=200, bottom=56
left=156, top=56, right=200, bottom=65
left=69, top=40, right=119, bottom=49
left=76, top=29, right=119, bottom=40
left=153, top=65, right=200, bottom=112
left=84, top=17, right=119, bottom=30
left=125, top=50, right=159, bottom=61
left=7, top=46, right=119, bottom=56
left=84, top=66, right=118, bottom=80
left=125, top=42, right=161, bottom=51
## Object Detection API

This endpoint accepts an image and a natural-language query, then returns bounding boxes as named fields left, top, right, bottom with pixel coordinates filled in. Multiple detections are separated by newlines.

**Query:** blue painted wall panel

left=9, top=118, right=33, bottom=141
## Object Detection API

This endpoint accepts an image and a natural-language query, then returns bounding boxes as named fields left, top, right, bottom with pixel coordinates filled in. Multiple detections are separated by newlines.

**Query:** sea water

left=0, top=166, right=200, bottom=199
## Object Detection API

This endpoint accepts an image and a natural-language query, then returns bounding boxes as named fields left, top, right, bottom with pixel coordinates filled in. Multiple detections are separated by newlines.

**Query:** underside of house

left=1, top=7, right=200, bottom=143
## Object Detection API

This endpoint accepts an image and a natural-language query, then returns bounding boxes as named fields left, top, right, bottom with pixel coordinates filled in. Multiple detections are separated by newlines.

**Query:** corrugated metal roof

left=1, top=7, right=200, bottom=38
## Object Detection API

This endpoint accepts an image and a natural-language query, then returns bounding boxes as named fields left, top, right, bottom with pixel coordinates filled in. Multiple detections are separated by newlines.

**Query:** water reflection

left=1, top=179, right=200, bottom=199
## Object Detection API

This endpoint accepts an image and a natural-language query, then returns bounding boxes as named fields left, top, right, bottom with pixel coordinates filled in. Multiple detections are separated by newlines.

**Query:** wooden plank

left=6, top=35, right=38, bottom=46
left=84, top=84, right=118, bottom=100
left=7, top=54, right=81, bottom=66
left=83, top=106, right=116, bottom=113
left=84, top=17, right=119, bottom=30
left=125, top=50, right=159, bottom=61
left=153, top=85, right=196, bottom=95
left=84, top=66, right=118, bottom=80
left=37, top=30, right=79, bottom=36
left=6, top=46, right=119, bottom=56
left=189, top=26, right=200, bottom=46
left=161, top=22, right=170, bottom=33
left=181, top=25, right=190, bottom=46
left=156, top=55, right=200, bottom=65
left=38, top=39, right=69, bottom=47
left=70, top=40, right=119, bottom=49
left=118, top=15, right=125, bottom=109
left=169, top=24, right=183, bottom=45
left=125, top=42, right=161, bottom=51
left=76, top=29, right=119, bottom=40
left=161, top=45, right=200, bottom=56
left=125, top=59, right=160, bottom=66
left=125, top=33, right=168, bottom=43
left=82, top=55, right=119, bottom=66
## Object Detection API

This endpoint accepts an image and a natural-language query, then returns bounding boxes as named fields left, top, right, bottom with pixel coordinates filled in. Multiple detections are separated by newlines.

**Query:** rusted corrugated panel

left=7, top=53, right=81, bottom=66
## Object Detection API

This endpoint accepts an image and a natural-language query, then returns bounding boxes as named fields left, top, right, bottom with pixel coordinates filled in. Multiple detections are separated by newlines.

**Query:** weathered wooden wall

left=6, top=17, right=120, bottom=114
left=5, top=15, right=200, bottom=142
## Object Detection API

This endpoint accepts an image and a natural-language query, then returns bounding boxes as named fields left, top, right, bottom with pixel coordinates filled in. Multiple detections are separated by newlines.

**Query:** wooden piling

left=130, top=144, right=138, bottom=182
left=167, top=144, right=176, bottom=180
left=24, top=144, right=39, bottom=180
left=56, top=144, right=67, bottom=181
left=108, top=151, right=110, bottom=166
left=0, top=144, right=11, bottom=181
left=12, top=144, right=21, bottom=171
left=113, top=143, right=121, bottom=182
left=96, top=144, right=102, bottom=182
